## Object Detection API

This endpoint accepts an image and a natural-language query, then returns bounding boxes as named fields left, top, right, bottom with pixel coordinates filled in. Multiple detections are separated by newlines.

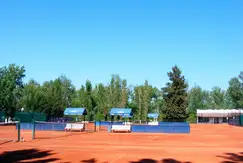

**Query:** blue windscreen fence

left=19, top=122, right=67, bottom=131
left=95, top=121, right=123, bottom=127
left=97, top=121, right=190, bottom=133
left=131, top=122, right=190, bottom=133
left=158, top=122, right=189, bottom=126
left=19, top=121, right=190, bottom=133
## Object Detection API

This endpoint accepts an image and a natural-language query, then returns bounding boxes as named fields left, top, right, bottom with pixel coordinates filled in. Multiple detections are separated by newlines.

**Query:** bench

left=111, top=125, right=131, bottom=133
left=148, top=122, right=159, bottom=125
left=123, top=122, right=132, bottom=125
left=65, top=123, right=84, bottom=132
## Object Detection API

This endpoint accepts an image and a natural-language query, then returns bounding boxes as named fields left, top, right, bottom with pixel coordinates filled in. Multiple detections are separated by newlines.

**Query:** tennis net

left=33, top=121, right=87, bottom=140
left=0, top=121, right=20, bottom=145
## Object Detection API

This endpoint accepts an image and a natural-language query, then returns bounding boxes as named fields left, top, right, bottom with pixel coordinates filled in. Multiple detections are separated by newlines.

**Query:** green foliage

left=133, top=81, right=154, bottom=121
left=0, top=64, right=25, bottom=118
left=227, top=77, right=243, bottom=108
left=1, top=63, right=242, bottom=122
left=51, top=76, right=74, bottom=117
left=162, top=66, right=189, bottom=121
left=210, top=87, right=226, bottom=109
left=119, top=79, right=128, bottom=108
left=95, top=112, right=105, bottom=121
left=92, top=83, right=109, bottom=115
left=187, top=86, right=208, bottom=113
left=19, top=80, right=46, bottom=113
left=187, top=113, right=197, bottom=123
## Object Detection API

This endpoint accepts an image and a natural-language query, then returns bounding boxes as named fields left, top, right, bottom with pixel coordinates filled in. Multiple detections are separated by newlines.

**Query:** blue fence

left=97, top=121, right=190, bottom=133
left=158, top=122, right=189, bottom=126
left=19, top=123, right=33, bottom=130
left=131, top=123, right=190, bottom=133
left=19, top=121, right=190, bottom=133
left=19, top=122, right=67, bottom=131
left=95, top=121, right=123, bottom=127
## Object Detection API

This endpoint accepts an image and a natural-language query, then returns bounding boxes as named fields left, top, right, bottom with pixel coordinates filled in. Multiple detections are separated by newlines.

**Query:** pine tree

left=162, top=65, right=189, bottom=121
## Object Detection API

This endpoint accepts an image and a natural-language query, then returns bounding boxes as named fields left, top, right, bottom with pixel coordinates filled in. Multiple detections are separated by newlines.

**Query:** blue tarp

left=110, top=108, right=132, bottom=116
left=147, top=113, right=159, bottom=118
left=64, top=108, right=87, bottom=116
left=131, top=124, right=190, bottom=133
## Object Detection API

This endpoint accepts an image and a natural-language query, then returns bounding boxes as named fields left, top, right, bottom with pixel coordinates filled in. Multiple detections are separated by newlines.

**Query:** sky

left=0, top=0, right=242, bottom=90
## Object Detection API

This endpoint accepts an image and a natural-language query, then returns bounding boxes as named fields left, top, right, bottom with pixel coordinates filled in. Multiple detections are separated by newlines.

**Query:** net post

left=84, top=115, right=86, bottom=131
left=94, top=115, right=96, bottom=132
left=17, top=121, right=20, bottom=142
left=32, top=120, right=35, bottom=140
left=94, top=121, right=96, bottom=132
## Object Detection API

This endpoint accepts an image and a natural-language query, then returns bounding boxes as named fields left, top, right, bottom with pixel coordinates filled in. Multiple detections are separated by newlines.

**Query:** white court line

left=110, top=155, right=124, bottom=163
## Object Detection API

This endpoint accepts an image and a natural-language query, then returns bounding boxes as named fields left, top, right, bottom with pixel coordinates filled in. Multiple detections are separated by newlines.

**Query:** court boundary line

left=110, top=155, right=124, bottom=163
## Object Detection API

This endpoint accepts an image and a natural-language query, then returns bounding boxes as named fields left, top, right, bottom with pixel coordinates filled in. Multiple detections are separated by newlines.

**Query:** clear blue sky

left=0, top=0, right=242, bottom=90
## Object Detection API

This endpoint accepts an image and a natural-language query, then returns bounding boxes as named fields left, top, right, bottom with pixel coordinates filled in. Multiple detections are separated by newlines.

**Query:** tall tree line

left=0, top=64, right=242, bottom=122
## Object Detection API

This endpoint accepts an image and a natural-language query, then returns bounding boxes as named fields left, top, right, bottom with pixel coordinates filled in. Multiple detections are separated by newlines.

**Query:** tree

left=134, top=86, right=143, bottom=120
left=0, top=64, right=25, bottom=118
left=133, top=81, right=155, bottom=121
left=92, top=83, right=107, bottom=113
left=227, top=77, right=243, bottom=108
left=72, top=85, right=86, bottom=107
left=92, top=83, right=108, bottom=120
left=162, top=66, right=189, bottom=121
left=187, top=86, right=228, bottom=123
left=210, top=87, right=225, bottom=109
left=141, top=80, right=153, bottom=121
left=223, top=90, right=235, bottom=109
left=119, top=79, right=128, bottom=108
left=187, top=86, right=208, bottom=114
left=239, top=71, right=243, bottom=82
left=2, top=62, right=241, bottom=123
left=84, top=80, right=96, bottom=121
left=41, top=76, right=75, bottom=118
left=150, top=87, right=165, bottom=121
left=19, top=80, right=46, bottom=113
left=108, top=74, right=122, bottom=108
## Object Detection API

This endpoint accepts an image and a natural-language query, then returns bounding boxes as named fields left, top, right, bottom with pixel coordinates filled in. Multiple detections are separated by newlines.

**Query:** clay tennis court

left=0, top=124, right=242, bottom=163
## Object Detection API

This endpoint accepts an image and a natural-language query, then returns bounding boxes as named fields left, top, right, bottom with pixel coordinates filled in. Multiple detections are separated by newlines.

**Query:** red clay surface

left=0, top=124, right=243, bottom=163
left=0, top=125, right=18, bottom=144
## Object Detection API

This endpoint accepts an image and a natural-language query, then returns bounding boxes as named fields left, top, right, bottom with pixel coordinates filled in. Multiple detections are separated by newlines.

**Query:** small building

left=196, top=109, right=243, bottom=124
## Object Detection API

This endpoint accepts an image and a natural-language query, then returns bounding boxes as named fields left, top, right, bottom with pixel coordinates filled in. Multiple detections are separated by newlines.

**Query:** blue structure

left=122, top=114, right=133, bottom=118
left=131, top=122, right=190, bottom=133
left=109, top=108, right=133, bottom=127
left=147, top=113, right=159, bottom=119
left=64, top=108, right=88, bottom=130
left=64, top=108, right=87, bottom=115
left=109, top=108, right=132, bottom=117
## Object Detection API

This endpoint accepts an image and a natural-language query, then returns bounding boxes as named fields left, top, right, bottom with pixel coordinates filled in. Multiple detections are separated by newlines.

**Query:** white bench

left=148, top=122, right=159, bottom=125
left=65, top=123, right=84, bottom=132
left=123, top=122, right=132, bottom=125
left=111, top=125, right=131, bottom=132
